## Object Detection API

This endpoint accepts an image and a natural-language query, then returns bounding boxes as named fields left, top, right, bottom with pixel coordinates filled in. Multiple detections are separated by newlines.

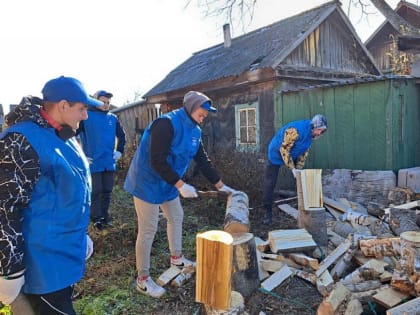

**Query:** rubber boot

left=262, top=207, right=272, bottom=224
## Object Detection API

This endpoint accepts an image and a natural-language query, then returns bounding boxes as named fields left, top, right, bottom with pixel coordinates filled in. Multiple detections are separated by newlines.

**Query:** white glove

left=0, top=270, right=25, bottom=305
left=178, top=183, right=198, bottom=198
left=113, top=151, right=122, bottom=160
left=292, top=168, right=299, bottom=178
left=218, top=184, right=236, bottom=194
left=86, top=234, right=94, bottom=260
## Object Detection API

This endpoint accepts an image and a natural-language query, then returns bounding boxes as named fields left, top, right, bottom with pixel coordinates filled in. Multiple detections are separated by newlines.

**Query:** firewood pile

left=255, top=169, right=420, bottom=315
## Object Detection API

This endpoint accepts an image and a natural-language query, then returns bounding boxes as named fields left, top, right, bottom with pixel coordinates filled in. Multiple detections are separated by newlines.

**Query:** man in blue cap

left=0, top=76, right=99, bottom=314
left=124, top=91, right=236, bottom=298
left=262, top=114, right=328, bottom=224
left=78, top=90, right=126, bottom=231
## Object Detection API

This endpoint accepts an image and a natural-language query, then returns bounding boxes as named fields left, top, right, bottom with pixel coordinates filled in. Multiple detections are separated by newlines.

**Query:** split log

left=196, top=230, right=233, bottom=310
left=317, top=270, right=334, bottom=297
left=386, top=296, right=420, bottom=315
left=171, top=265, right=195, bottom=287
left=260, top=264, right=292, bottom=291
left=330, top=247, right=357, bottom=280
left=344, top=299, right=363, bottom=315
left=384, top=200, right=420, bottom=215
left=204, top=291, right=245, bottom=315
left=157, top=265, right=181, bottom=286
left=268, top=229, right=317, bottom=253
left=367, top=201, right=386, bottom=219
left=343, top=280, right=383, bottom=292
left=391, top=269, right=416, bottom=296
left=253, top=237, right=269, bottom=280
left=277, top=203, right=298, bottom=220
left=327, top=228, right=346, bottom=248
left=316, top=240, right=352, bottom=277
left=359, top=237, right=401, bottom=258
left=373, top=286, right=411, bottom=309
left=231, top=233, right=259, bottom=297
left=289, top=267, right=317, bottom=285
left=389, top=208, right=420, bottom=236
left=340, top=259, right=385, bottom=285
left=260, top=253, right=305, bottom=270
left=224, top=191, right=249, bottom=234
left=350, top=284, right=390, bottom=303
left=342, top=210, right=376, bottom=226
left=286, top=253, right=319, bottom=271
left=317, top=282, right=351, bottom=315
left=399, top=231, right=420, bottom=277
left=261, top=259, right=284, bottom=273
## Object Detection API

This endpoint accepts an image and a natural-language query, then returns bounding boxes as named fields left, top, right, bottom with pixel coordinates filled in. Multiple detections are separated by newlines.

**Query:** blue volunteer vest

left=268, top=119, right=313, bottom=165
left=79, top=110, right=118, bottom=173
left=124, top=108, right=201, bottom=204
left=2, top=121, right=91, bottom=294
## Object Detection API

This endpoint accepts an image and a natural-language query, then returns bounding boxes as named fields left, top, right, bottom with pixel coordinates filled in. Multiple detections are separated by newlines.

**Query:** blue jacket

left=79, top=109, right=125, bottom=173
left=268, top=119, right=312, bottom=165
left=124, top=108, right=201, bottom=204
left=4, top=121, right=91, bottom=294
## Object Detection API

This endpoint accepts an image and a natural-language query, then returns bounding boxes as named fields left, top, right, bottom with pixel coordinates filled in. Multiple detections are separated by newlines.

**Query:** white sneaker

left=170, top=255, right=196, bottom=268
left=136, top=276, right=166, bottom=298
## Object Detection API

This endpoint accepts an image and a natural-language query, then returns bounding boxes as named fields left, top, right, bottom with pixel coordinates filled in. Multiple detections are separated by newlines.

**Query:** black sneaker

left=262, top=212, right=272, bottom=225
left=100, top=218, right=113, bottom=228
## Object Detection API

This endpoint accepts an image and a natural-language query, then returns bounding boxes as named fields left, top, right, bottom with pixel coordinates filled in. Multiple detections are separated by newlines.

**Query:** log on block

left=359, top=237, right=401, bottom=258
left=231, top=233, right=260, bottom=298
left=317, top=282, right=351, bottom=315
left=204, top=291, right=245, bottom=315
left=268, top=229, right=317, bottom=253
left=196, top=230, right=233, bottom=310
left=298, top=207, right=328, bottom=246
left=224, top=191, right=249, bottom=235
left=399, top=231, right=420, bottom=277
left=296, top=169, right=323, bottom=211
left=389, top=208, right=420, bottom=236
left=386, top=296, right=420, bottom=315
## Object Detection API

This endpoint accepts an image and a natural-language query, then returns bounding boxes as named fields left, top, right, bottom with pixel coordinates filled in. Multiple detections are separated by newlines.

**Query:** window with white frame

left=235, top=102, right=259, bottom=150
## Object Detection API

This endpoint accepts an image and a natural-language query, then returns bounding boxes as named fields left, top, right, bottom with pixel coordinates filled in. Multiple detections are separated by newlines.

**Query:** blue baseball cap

left=42, top=76, right=103, bottom=107
left=201, top=101, right=217, bottom=113
left=94, top=90, right=113, bottom=99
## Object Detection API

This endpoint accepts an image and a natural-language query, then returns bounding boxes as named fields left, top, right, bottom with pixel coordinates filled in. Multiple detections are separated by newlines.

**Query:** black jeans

left=262, top=161, right=281, bottom=214
left=27, top=286, right=76, bottom=315
left=91, top=171, right=115, bottom=223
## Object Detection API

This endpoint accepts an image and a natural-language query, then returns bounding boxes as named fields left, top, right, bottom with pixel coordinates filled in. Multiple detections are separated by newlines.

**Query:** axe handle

left=197, top=190, right=229, bottom=198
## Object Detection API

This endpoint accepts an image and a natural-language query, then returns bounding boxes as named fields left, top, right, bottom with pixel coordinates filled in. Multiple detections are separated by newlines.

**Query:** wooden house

left=365, top=1, right=420, bottom=75
left=117, top=1, right=380, bottom=153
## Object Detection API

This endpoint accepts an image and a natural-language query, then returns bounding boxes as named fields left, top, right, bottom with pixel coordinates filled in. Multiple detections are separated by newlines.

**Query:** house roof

left=365, top=0, right=420, bottom=45
left=144, top=1, right=359, bottom=98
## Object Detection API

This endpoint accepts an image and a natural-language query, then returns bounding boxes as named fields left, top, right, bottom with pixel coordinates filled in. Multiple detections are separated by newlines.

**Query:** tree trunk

left=399, top=231, right=420, bottom=277
left=231, top=233, right=260, bottom=297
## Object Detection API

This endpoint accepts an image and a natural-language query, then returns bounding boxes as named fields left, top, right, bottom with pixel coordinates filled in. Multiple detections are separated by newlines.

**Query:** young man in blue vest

left=262, top=114, right=328, bottom=224
left=0, top=76, right=98, bottom=314
left=124, top=91, right=235, bottom=298
left=78, top=90, right=126, bottom=231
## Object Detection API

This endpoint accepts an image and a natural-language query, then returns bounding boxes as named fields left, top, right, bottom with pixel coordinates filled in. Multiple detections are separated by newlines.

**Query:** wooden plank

left=277, top=204, right=298, bottom=220
left=316, top=240, right=352, bottom=277
left=260, top=265, right=292, bottom=292
left=372, top=287, right=411, bottom=309
left=386, top=296, right=420, bottom=315
left=268, top=229, right=316, bottom=253
left=323, top=196, right=352, bottom=213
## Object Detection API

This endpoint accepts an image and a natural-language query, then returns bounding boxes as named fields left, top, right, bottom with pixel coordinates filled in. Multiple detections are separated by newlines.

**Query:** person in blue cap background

left=124, top=90, right=236, bottom=298
left=78, top=90, right=126, bottom=231
left=0, top=76, right=99, bottom=314
left=262, top=114, right=328, bottom=224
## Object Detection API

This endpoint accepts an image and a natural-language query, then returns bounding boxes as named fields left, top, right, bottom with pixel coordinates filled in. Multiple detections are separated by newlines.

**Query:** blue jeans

left=262, top=161, right=281, bottom=215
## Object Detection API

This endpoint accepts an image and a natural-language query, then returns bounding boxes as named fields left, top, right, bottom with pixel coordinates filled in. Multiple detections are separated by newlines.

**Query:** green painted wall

left=276, top=78, right=420, bottom=171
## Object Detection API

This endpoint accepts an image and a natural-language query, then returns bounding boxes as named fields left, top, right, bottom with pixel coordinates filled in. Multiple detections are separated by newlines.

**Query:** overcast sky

left=0, top=0, right=414, bottom=112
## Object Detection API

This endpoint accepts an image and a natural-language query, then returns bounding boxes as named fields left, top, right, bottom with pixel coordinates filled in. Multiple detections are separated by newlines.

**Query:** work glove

left=218, top=184, right=236, bottom=194
left=113, top=151, right=122, bottom=161
left=0, top=270, right=25, bottom=305
left=291, top=168, right=299, bottom=178
left=86, top=234, right=94, bottom=260
left=178, top=183, right=198, bottom=198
